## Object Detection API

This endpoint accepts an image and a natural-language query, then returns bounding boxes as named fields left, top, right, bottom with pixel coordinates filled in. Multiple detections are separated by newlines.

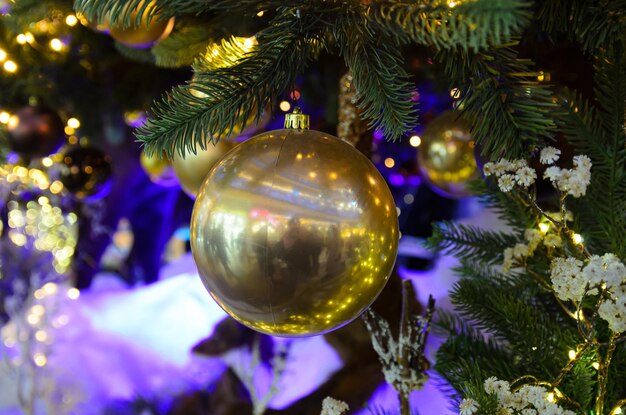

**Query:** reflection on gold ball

left=191, top=128, right=399, bottom=337
left=172, top=140, right=237, bottom=198
left=417, top=111, right=478, bottom=198
left=107, top=2, right=174, bottom=48
left=140, top=150, right=177, bottom=187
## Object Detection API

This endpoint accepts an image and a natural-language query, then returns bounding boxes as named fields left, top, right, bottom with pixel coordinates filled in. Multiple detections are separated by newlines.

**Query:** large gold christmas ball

left=172, top=140, right=237, bottom=198
left=417, top=111, right=478, bottom=198
left=107, top=2, right=174, bottom=49
left=140, top=150, right=177, bottom=187
left=191, top=128, right=399, bottom=337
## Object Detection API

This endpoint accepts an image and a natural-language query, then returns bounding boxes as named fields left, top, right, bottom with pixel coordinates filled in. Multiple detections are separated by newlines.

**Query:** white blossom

left=513, top=243, right=530, bottom=258
left=503, top=247, right=514, bottom=272
left=498, top=174, right=516, bottom=192
left=515, top=166, right=537, bottom=187
left=510, top=159, right=528, bottom=170
left=543, top=234, right=562, bottom=248
left=483, top=378, right=575, bottom=415
left=493, top=159, right=512, bottom=176
left=582, top=254, right=626, bottom=290
left=550, top=257, right=585, bottom=302
left=459, top=398, right=479, bottom=415
left=483, top=162, right=496, bottom=177
left=540, top=147, right=561, bottom=165
left=544, top=166, right=563, bottom=182
left=524, top=229, right=543, bottom=253
left=321, top=397, right=349, bottom=415
left=543, top=155, right=592, bottom=198
left=598, top=291, right=626, bottom=333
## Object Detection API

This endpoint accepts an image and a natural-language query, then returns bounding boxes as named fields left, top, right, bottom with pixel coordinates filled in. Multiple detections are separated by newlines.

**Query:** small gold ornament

left=107, top=1, right=174, bottom=49
left=172, top=140, right=237, bottom=198
left=140, top=150, right=177, bottom=187
left=337, top=71, right=368, bottom=147
left=417, top=111, right=478, bottom=198
left=191, top=108, right=399, bottom=337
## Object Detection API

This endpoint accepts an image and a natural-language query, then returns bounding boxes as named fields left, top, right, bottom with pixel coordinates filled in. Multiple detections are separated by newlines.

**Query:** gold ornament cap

left=284, top=107, right=310, bottom=130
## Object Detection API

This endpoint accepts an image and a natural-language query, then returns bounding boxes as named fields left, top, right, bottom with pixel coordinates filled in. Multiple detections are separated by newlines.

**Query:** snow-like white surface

left=0, top=202, right=506, bottom=415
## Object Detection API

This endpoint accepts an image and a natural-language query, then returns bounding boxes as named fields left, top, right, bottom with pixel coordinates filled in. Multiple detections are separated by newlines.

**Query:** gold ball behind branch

left=171, top=140, right=237, bottom=198
left=417, top=111, right=478, bottom=198
left=190, top=128, right=399, bottom=337
left=107, top=1, right=174, bottom=48
left=140, top=150, right=177, bottom=187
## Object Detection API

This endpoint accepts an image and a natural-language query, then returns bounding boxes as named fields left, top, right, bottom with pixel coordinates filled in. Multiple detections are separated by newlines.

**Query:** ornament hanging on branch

left=417, top=111, right=478, bottom=198
left=172, top=139, right=237, bottom=198
left=140, top=150, right=177, bottom=187
left=337, top=71, right=369, bottom=148
left=190, top=108, right=399, bottom=337
left=6, top=106, right=65, bottom=161
left=55, top=145, right=112, bottom=201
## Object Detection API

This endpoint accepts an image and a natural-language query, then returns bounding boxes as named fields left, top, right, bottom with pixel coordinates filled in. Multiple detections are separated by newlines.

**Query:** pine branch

left=151, top=22, right=220, bottom=68
left=538, top=0, right=626, bottom=52
left=336, top=23, right=417, bottom=140
left=437, top=42, right=557, bottom=159
left=426, top=221, right=520, bottom=265
left=136, top=8, right=323, bottom=157
left=368, top=0, right=532, bottom=52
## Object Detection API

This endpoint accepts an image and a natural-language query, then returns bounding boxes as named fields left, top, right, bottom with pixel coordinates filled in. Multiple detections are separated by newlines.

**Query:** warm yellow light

left=67, top=117, right=80, bottom=129
left=0, top=49, right=6, bottom=62
left=409, top=135, right=421, bottom=147
left=546, top=392, right=555, bottom=402
left=67, top=288, right=80, bottom=300
left=329, top=172, right=337, bottom=180
left=308, top=171, right=317, bottom=179
left=49, top=38, right=64, bottom=52
left=3, top=60, right=17, bottom=73
left=16, top=34, right=28, bottom=44
left=50, top=181, right=64, bottom=194
left=27, top=313, right=41, bottom=325
left=256, top=10, right=265, bottom=17
left=35, top=330, right=48, bottom=342
left=450, top=87, right=461, bottom=98
left=574, top=310, right=585, bottom=321
left=64, top=126, right=75, bottom=135
left=0, top=111, right=10, bottom=124
left=33, top=353, right=47, bottom=367
left=384, top=158, right=395, bottom=168
left=613, top=407, right=623, bottom=415
left=572, top=233, right=583, bottom=244
left=65, top=14, right=79, bottom=26
left=279, top=101, right=291, bottom=112
left=592, top=362, right=600, bottom=370
left=539, top=222, right=550, bottom=234
left=568, top=349, right=576, bottom=360
left=42, top=282, right=58, bottom=296
left=243, top=37, right=255, bottom=49
left=42, top=157, right=53, bottom=167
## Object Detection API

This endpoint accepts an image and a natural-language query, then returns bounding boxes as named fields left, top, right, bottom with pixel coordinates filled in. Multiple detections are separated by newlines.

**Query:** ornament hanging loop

left=284, top=107, right=310, bottom=130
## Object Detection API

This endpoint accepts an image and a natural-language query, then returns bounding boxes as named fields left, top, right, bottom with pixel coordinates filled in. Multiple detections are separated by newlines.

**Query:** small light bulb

left=572, top=233, right=583, bottom=244
left=33, top=353, right=47, bottom=367
left=279, top=101, right=291, bottom=112
left=3, top=60, right=17, bottom=73
left=243, top=36, right=256, bottom=49
left=67, top=117, right=80, bottom=129
left=592, top=362, right=600, bottom=370
left=546, top=392, right=555, bottom=402
left=409, top=135, right=421, bottom=147
left=42, top=157, right=53, bottom=167
left=450, top=87, right=461, bottom=98
left=539, top=222, right=550, bottom=234
left=613, top=407, right=623, bottom=415
left=0, top=111, right=10, bottom=124
left=65, top=14, right=78, bottom=26
left=384, top=158, right=395, bottom=168
left=16, top=33, right=28, bottom=44
left=256, top=10, right=265, bottom=17
left=0, top=49, right=6, bottom=62
left=49, top=38, right=64, bottom=52
left=25, top=33, right=34, bottom=43
left=67, top=287, right=80, bottom=300
left=568, top=349, right=576, bottom=360
left=64, top=126, right=75, bottom=135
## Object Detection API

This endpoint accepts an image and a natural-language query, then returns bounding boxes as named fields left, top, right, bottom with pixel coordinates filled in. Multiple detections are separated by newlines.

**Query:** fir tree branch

left=151, top=22, right=220, bottom=68
left=426, top=221, right=519, bottom=265
left=368, top=0, right=532, bottom=52
left=538, top=0, right=626, bottom=52
left=437, top=42, right=557, bottom=159
left=335, top=24, right=417, bottom=140
left=137, top=8, right=323, bottom=157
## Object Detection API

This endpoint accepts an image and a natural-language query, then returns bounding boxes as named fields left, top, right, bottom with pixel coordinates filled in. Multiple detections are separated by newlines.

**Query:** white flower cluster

left=502, top=228, right=563, bottom=272
left=550, top=254, right=626, bottom=332
left=481, top=377, right=575, bottom=415
left=459, top=398, right=479, bottom=415
left=320, top=397, right=349, bottom=415
left=544, top=154, right=591, bottom=198
left=483, top=159, right=537, bottom=192
left=483, top=148, right=592, bottom=197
